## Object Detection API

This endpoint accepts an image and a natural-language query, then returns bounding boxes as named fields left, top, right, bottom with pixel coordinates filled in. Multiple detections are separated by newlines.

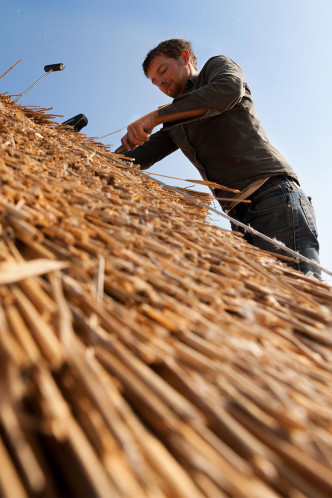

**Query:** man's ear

left=181, top=49, right=190, bottom=65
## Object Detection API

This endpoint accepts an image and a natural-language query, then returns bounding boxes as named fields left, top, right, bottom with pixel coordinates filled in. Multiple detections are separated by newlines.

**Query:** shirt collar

left=185, top=75, right=197, bottom=92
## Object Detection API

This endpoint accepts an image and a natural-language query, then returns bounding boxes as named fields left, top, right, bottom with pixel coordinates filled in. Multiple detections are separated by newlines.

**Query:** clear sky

left=1, top=0, right=332, bottom=281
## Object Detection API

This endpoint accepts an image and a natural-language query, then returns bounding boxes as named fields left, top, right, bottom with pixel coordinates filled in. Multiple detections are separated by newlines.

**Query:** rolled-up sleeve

left=124, top=128, right=178, bottom=170
left=159, top=56, right=245, bottom=118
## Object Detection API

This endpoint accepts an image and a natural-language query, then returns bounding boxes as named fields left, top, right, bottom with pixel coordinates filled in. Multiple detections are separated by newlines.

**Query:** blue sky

left=1, top=0, right=332, bottom=279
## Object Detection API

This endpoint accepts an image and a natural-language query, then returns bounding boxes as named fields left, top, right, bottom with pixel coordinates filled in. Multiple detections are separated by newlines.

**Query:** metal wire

left=13, top=70, right=52, bottom=103
left=81, top=145, right=332, bottom=279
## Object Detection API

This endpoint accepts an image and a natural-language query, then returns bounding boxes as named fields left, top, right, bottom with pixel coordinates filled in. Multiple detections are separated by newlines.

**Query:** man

left=121, top=39, right=321, bottom=279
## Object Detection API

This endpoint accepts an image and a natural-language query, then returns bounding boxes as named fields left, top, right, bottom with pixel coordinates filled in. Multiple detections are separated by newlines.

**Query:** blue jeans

left=229, top=177, right=321, bottom=279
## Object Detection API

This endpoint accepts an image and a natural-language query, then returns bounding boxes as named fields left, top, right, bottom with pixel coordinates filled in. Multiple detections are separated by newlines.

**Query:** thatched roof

left=1, top=93, right=332, bottom=497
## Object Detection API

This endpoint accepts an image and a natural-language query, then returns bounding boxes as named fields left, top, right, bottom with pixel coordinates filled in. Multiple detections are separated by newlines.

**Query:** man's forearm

left=154, top=106, right=208, bottom=126
left=120, top=107, right=208, bottom=151
left=122, top=128, right=178, bottom=167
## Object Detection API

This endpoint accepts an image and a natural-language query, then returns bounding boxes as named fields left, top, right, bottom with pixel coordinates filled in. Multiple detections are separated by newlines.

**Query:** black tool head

left=44, top=63, right=65, bottom=72
left=62, top=114, right=88, bottom=132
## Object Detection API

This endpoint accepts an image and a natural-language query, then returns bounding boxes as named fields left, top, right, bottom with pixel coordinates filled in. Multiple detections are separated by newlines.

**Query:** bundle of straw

left=1, top=92, right=332, bottom=497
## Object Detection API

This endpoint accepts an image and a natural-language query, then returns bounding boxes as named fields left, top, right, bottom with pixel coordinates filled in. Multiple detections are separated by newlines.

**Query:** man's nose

left=156, top=76, right=166, bottom=89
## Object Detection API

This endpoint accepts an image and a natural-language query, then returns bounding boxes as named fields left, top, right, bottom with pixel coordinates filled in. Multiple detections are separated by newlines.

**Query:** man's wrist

left=152, top=109, right=161, bottom=127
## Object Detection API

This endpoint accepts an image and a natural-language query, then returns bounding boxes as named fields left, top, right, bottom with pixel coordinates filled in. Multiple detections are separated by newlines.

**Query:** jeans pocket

left=248, top=181, right=290, bottom=214
left=300, top=198, right=318, bottom=238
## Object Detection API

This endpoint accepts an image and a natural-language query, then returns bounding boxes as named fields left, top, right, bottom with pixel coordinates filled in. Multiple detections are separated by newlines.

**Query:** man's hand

left=119, top=106, right=208, bottom=152
left=121, top=111, right=158, bottom=151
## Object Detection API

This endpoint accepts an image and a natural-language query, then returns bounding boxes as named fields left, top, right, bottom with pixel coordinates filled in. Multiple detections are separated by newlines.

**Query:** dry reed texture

left=1, top=92, right=332, bottom=498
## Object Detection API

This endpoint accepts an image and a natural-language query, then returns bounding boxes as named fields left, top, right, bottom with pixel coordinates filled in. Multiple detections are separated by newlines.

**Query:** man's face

left=147, top=53, right=190, bottom=98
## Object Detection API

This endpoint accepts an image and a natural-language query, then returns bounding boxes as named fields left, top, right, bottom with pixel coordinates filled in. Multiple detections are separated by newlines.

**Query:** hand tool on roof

left=115, top=144, right=127, bottom=154
left=62, top=113, right=88, bottom=132
left=13, top=63, right=65, bottom=102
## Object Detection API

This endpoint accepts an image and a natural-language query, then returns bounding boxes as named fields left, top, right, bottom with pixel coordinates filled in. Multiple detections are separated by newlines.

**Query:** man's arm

left=121, top=56, right=244, bottom=151
left=123, top=128, right=178, bottom=169
left=159, top=56, right=245, bottom=117
left=121, top=107, right=208, bottom=151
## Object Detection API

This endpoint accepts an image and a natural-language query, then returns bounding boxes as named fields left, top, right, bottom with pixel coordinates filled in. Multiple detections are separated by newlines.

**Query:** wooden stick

left=144, top=172, right=240, bottom=192
left=0, top=259, right=69, bottom=285
left=214, top=197, right=251, bottom=203
left=5, top=303, right=42, bottom=363
left=36, top=367, right=118, bottom=497
left=12, top=286, right=64, bottom=368
left=0, top=435, right=27, bottom=498
left=0, top=58, right=22, bottom=80
left=0, top=402, right=46, bottom=494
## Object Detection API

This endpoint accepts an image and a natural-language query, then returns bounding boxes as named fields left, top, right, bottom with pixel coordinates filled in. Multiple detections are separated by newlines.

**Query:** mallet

left=62, top=113, right=88, bottom=132
left=13, top=63, right=65, bottom=102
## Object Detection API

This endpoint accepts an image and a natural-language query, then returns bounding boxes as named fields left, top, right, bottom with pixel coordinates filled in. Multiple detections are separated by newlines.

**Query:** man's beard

left=167, top=80, right=185, bottom=98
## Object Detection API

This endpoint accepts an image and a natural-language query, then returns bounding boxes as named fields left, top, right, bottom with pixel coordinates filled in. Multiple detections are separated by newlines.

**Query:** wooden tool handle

left=115, top=144, right=127, bottom=154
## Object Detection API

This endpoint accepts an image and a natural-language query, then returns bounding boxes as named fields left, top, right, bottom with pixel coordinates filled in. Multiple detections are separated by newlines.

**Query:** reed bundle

left=1, top=92, right=332, bottom=497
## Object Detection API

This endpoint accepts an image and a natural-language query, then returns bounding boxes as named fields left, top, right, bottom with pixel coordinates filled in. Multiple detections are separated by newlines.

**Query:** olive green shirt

left=125, top=56, right=298, bottom=205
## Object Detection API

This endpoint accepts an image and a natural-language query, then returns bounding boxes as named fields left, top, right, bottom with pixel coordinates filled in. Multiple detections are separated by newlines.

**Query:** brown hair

left=142, top=39, right=197, bottom=77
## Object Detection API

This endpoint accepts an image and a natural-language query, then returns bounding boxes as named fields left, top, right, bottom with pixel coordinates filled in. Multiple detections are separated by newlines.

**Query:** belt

left=226, top=175, right=300, bottom=214
left=225, top=177, right=270, bottom=214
